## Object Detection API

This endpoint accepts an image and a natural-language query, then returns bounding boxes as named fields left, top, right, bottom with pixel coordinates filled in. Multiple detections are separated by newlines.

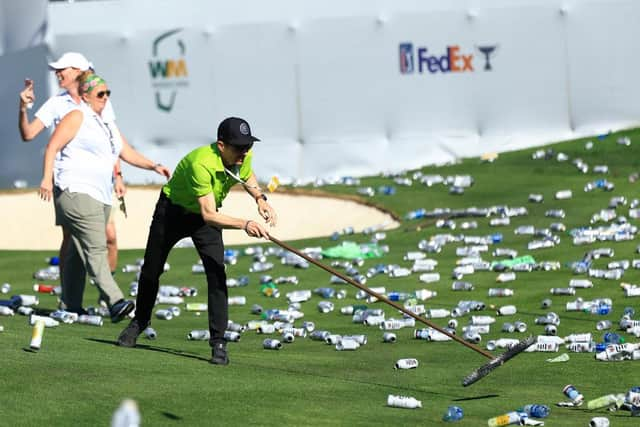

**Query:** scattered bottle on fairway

left=586, top=394, right=625, bottom=410
left=563, top=384, right=584, bottom=405
left=29, top=319, right=45, bottom=350
left=589, top=417, right=610, bottom=427
left=442, top=405, right=464, bottom=422
left=143, top=327, right=157, bottom=340
left=519, top=404, right=549, bottom=418
left=263, top=338, right=282, bottom=350
left=188, top=330, right=210, bottom=341
left=111, top=399, right=141, bottom=427
left=394, top=358, right=418, bottom=370
left=382, top=332, right=397, bottom=343
left=603, top=332, right=625, bottom=344
left=387, top=394, right=422, bottom=409
left=487, top=411, right=526, bottom=426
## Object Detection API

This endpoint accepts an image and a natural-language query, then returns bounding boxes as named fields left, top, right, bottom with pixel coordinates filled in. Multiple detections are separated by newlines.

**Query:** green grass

left=2, top=129, right=640, bottom=426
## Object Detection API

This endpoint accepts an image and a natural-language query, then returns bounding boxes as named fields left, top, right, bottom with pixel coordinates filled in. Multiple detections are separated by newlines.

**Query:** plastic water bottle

left=111, top=399, right=141, bottom=427
left=387, top=291, right=411, bottom=302
left=520, top=404, right=550, bottom=418
left=387, top=394, right=422, bottom=409
left=442, top=405, right=464, bottom=422
left=586, top=394, right=625, bottom=410
left=442, top=406, right=464, bottom=421
left=603, top=332, right=625, bottom=344
left=405, top=208, right=426, bottom=220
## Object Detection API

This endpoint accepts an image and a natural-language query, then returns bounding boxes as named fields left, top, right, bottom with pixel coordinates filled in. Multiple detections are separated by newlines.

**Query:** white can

left=224, top=331, right=241, bottom=342
left=227, top=296, right=246, bottom=306
left=30, top=319, right=45, bottom=350
left=596, top=320, right=612, bottom=331
left=143, top=327, right=157, bottom=339
left=155, top=309, right=173, bottom=320
left=419, top=273, right=440, bottom=283
left=187, top=330, right=210, bottom=340
left=19, top=295, right=39, bottom=307
left=395, top=358, right=419, bottom=369
left=325, top=334, right=342, bottom=345
left=343, top=334, right=367, bottom=345
left=281, top=332, right=295, bottom=343
left=463, top=331, right=481, bottom=344
left=555, top=189, right=573, bottom=200
left=514, top=321, right=527, bottom=333
left=257, top=324, right=276, bottom=334
left=497, top=305, right=517, bottom=316
left=263, top=338, right=282, bottom=350
left=336, top=338, right=359, bottom=351
left=0, top=306, right=15, bottom=316
left=382, top=332, right=397, bottom=343
left=77, top=315, right=104, bottom=326
left=589, top=417, right=609, bottom=427
left=156, top=295, right=183, bottom=305
left=317, top=301, right=334, bottom=313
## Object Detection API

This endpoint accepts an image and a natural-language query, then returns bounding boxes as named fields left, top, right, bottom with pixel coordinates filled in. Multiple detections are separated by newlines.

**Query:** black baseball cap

left=217, top=117, right=260, bottom=147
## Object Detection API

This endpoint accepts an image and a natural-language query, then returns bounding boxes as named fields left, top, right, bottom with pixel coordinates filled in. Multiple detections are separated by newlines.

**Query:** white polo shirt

left=54, top=102, right=122, bottom=205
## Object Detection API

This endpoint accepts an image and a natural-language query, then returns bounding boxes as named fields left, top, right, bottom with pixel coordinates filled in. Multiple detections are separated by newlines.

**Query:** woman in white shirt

left=20, top=52, right=125, bottom=276
left=38, top=72, right=170, bottom=322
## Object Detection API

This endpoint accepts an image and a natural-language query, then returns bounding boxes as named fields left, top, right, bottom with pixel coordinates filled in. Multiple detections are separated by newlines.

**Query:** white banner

left=0, top=0, right=639, bottom=187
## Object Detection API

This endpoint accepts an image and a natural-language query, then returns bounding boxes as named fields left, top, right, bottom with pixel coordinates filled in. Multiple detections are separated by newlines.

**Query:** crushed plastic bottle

left=442, top=405, right=464, bottom=422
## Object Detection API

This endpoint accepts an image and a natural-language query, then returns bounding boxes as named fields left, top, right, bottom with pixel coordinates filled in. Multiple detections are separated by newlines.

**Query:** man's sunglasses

left=97, top=90, right=111, bottom=99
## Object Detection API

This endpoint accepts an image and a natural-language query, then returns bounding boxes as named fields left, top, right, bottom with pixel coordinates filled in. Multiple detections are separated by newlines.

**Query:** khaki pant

left=54, top=188, right=124, bottom=311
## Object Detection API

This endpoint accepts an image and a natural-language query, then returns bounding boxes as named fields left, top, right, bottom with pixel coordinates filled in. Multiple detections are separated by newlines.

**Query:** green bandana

left=81, top=74, right=106, bottom=93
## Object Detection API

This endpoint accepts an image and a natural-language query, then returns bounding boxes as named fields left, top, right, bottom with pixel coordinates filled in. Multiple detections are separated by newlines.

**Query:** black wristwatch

left=255, top=194, right=267, bottom=202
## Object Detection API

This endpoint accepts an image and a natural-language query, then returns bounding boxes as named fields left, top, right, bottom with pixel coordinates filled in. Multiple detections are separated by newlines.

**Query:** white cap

left=48, top=52, right=93, bottom=71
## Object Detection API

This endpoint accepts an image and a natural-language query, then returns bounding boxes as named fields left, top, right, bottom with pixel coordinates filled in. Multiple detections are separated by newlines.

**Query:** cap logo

left=239, top=123, right=250, bottom=135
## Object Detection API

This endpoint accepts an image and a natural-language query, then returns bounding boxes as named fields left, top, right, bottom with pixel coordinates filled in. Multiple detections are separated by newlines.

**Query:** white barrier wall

left=1, top=0, right=639, bottom=187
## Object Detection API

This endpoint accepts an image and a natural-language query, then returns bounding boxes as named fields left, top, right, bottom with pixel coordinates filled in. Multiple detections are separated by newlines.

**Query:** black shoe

left=117, top=319, right=147, bottom=347
left=110, top=299, right=135, bottom=323
left=210, top=342, right=229, bottom=365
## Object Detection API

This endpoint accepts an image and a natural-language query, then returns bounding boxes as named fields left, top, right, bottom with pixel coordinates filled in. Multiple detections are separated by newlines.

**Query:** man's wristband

left=244, top=220, right=252, bottom=232
left=255, top=193, right=267, bottom=202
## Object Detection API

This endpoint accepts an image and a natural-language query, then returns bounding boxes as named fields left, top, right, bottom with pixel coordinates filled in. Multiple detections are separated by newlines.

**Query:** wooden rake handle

left=268, top=235, right=494, bottom=360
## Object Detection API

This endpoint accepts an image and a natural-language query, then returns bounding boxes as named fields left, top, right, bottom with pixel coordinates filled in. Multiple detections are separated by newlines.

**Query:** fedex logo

left=399, top=42, right=497, bottom=74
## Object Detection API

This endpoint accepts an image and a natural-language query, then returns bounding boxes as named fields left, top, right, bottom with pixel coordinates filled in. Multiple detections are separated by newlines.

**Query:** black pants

left=135, top=192, right=227, bottom=347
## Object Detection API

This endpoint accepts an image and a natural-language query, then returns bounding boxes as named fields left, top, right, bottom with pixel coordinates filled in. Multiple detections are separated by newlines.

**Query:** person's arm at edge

left=113, top=158, right=126, bottom=197
left=197, top=193, right=269, bottom=238
left=18, top=104, right=45, bottom=142
left=39, top=110, right=82, bottom=201
left=119, top=134, right=171, bottom=179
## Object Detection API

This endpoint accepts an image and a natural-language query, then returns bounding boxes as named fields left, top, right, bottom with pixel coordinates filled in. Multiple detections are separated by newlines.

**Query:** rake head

left=462, top=335, right=535, bottom=387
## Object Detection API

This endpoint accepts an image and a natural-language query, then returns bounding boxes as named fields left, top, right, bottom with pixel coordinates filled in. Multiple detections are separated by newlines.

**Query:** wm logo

left=148, top=60, right=188, bottom=79
left=149, top=29, right=189, bottom=112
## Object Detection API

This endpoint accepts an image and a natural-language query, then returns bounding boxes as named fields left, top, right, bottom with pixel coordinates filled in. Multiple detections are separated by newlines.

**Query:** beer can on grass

left=30, top=319, right=45, bottom=350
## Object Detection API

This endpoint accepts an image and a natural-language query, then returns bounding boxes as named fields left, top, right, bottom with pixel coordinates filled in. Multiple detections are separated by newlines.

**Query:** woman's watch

left=255, top=193, right=267, bottom=202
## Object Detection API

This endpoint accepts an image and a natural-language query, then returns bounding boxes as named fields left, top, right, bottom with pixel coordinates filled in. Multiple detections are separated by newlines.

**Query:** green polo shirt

left=162, top=143, right=253, bottom=214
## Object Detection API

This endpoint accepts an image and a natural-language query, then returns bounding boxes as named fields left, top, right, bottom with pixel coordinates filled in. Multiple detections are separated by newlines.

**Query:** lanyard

left=92, top=114, right=116, bottom=155
left=223, top=166, right=260, bottom=191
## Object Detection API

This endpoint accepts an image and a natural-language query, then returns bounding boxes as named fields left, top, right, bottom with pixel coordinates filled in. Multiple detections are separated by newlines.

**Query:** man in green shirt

left=117, top=117, right=276, bottom=365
